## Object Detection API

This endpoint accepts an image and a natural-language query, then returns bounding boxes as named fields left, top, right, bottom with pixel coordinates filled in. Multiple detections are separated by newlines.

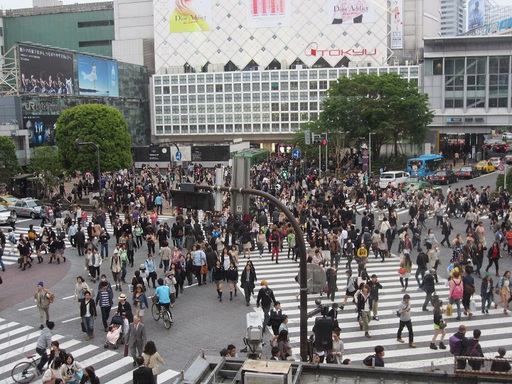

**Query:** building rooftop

left=1, top=1, right=113, bottom=17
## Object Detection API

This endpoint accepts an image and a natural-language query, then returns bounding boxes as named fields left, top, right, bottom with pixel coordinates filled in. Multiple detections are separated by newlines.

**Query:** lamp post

left=75, top=138, right=101, bottom=199
left=369, top=132, right=374, bottom=177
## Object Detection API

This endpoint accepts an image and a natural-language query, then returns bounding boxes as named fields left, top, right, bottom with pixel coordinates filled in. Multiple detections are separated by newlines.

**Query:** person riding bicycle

left=153, top=278, right=171, bottom=314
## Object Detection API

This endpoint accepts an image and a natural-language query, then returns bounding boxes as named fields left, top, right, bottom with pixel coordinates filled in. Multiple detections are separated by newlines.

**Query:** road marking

left=62, top=295, right=74, bottom=300
left=62, top=316, right=81, bottom=323
left=18, top=305, right=36, bottom=311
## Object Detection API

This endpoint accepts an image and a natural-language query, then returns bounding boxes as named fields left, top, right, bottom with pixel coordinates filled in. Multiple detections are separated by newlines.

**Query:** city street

left=0, top=169, right=511, bottom=381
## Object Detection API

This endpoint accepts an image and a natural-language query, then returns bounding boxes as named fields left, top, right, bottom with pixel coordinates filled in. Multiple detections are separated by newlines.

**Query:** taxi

left=0, top=195, right=19, bottom=207
left=475, top=160, right=496, bottom=173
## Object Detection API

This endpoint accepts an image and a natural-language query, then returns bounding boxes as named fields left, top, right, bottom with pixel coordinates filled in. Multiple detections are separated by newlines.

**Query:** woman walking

left=132, top=284, right=148, bottom=323
left=486, top=241, right=501, bottom=277
left=74, top=276, right=91, bottom=307
left=240, top=261, right=257, bottom=306
left=480, top=272, right=494, bottom=314
left=212, top=260, right=225, bottom=302
left=142, top=341, right=165, bottom=384
left=356, top=284, right=373, bottom=338
left=399, top=253, right=413, bottom=291
left=225, top=261, right=238, bottom=301
left=495, top=270, right=511, bottom=314
left=430, top=299, right=447, bottom=350
left=256, top=229, right=266, bottom=259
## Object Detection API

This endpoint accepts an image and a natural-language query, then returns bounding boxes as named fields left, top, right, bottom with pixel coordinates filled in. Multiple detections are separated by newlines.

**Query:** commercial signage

left=305, top=42, right=377, bottom=57
left=18, top=44, right=75, bottom=95
left=77, top=55, right=119, bottom=97
left=246, top=0, right=292, bottom=28
left=326, top=0, right=377, bottom=24
left=169, top=0, right=213, bottom=33
left=390, top=0, right=403, bottom=49
left=23, top=115, right=58, bottom=148
left=467, top=0, right=484, bottom=31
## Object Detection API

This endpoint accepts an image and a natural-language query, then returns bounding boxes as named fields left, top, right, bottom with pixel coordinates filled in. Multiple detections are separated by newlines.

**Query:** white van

left=379, top=171, right=410, bottom=189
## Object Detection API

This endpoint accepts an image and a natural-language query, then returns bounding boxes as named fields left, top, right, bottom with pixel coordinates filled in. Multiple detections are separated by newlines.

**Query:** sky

left=0, top=0, right=111, bottom=11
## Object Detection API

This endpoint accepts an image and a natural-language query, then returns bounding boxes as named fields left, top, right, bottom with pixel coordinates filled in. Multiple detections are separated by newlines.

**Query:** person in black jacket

left=421, top=269, right=436, bottom=311
left=256, top=280, right=276, bottom=333
left=268, top=301, right=283, bottom=335
left=241, top=262, right=257, bottom=306
left=465, top=329, right=483, bottom=371
left=79, top=290, right=97, bottom=340
left=225, top=262, right=238, bottom=301
left=440, top=216, right=453, bottom=246
left=452, top=325, right=469, bottom=369
left=212, top=260, right=225, bottom=302
left=326, top=266, right=337, bottom=302
left=133, top=355, right=155, bottom=384
left=415, top=249, right=428, bottom=289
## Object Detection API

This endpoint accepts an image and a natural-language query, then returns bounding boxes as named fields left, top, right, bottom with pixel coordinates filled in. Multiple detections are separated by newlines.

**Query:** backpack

left=449, top=334, right=463, bottom=355
left=45, top=289, right=55, bottom=303
left=363, top=354, right=376, bottom=366
left=452, top=280, right=463, bottom=299
left=464, top=281, right=475, bottom=296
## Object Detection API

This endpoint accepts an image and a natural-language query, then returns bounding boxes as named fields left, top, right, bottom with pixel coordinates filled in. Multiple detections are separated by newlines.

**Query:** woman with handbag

left=60, top=353, right=83, bottom=384
left=328, top=329, right=344, bottom=364
left=430, top=299, right=447, bottom=350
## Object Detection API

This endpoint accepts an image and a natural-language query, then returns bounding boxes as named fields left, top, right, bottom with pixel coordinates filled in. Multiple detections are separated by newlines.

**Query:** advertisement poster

left=18, top=44, right=75, bottom=95
left=169, top=0, right=213, bottom=33
left=23, top=115, right=58, bottom=148
left=326, top=0, right=377, bottom=24
left=467, top=0, right=484, bottom=30
left=390, top=0, right=403, bottom=49
left=246, top=0, right=292, bottom=28
left=78, top=55, right=119, bottom=97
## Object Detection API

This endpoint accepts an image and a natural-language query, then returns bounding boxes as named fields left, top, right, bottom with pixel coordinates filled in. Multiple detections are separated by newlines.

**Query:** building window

left=466, top=57, right=486, bottom=108
left=489, top=56, right=510, bottom=108
left=79, top=40, right=112, bottom=47
left=444, top=58, right=465, bottom=109
left=77, top=20, right=114, bottom=28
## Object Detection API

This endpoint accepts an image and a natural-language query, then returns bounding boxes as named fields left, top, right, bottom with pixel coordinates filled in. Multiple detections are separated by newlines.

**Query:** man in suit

left=133, top=355, right=155, bottom=384
left=440, top=216, right=453, bottom=246
left=126, top=316, right=147, bottom=366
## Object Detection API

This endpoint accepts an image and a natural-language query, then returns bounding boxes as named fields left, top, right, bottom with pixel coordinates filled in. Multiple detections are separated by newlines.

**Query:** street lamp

left=369, top=132, right=374, bottom=177
left=75, top=138, right=101, bottom=199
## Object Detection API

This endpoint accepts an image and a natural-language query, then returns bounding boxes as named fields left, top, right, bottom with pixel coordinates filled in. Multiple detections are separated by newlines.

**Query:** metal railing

left=454, top=355, right=512, bottom=377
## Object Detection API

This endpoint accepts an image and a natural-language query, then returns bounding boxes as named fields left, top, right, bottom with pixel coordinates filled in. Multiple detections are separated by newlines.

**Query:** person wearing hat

left=34, top=281, right=52, bottom=329
left=421, top=269, right=436, bottom=312
left=397, top=294, right=416, bottom=348
left=480, top=272, right=494, bottom=314
left=256, top=280, right=276, bottom=333
left=116, top=293, right=134, bottom=323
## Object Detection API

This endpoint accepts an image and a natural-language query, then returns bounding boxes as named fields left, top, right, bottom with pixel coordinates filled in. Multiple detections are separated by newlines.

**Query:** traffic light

left=312, top=134, right=327, bottom=146
left=170, top=173, right=175, bottom=182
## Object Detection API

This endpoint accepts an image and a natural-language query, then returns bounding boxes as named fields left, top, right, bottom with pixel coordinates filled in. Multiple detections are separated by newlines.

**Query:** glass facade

left=428, top=56, right=512, bottom=110
left=152, top=66, right=420, bottom=137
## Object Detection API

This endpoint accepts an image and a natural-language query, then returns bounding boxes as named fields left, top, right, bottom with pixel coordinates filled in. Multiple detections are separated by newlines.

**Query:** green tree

left=29, top=146, right=64, bottom=198
left=55, top=104, right=132, bottom=174
left=319, top=73, right=434, bottom=161
left=0, top=136, right=22, bottom=187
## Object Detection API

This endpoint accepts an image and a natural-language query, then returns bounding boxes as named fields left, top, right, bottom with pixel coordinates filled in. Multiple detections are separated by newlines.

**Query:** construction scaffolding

left=0, top=45, right=20, bottom=96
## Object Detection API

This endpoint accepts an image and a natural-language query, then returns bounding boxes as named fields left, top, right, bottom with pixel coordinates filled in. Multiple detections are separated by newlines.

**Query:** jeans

left=450, top=298, right=462, bottom=319
left=82, top=315, right=94, bottom=336
left=481, top=292, right=492, bottom=310
left=100, top=243, right=108, bottom=259
left=36, top=347, right=48, bottom=372
left=397, top=320, right=414, bottom=343
left=486, top=258, right=499, bottom=275
left=415, top=267, right=426, bottom=287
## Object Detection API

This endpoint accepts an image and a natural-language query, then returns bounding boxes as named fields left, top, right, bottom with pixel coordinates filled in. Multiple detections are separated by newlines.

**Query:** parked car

left=503, top=132, right=512, bottom=142
left=378, top=171, right=410, bottom=189
left=492, top=142, right=509, bottom=152
left=0, top=205, right=10, bottom=225
left=0, top=195, right=19, bottom=207
left=12, top=198, right=43, bottom=219
left=489, top=157, right=502, bottom=167
left=429, top=170, right=458, bottom=185
left=456, top=165, right=479, bottom=179
left=475, top=160, right=496, bottom=173
left=402, top=177, right=435, bottom=192
left=505, top=154, right=512, bottom=164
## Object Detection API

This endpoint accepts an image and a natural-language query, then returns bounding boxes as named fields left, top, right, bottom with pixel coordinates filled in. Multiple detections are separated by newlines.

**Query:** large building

left=440, top=0, right=465, bottom=36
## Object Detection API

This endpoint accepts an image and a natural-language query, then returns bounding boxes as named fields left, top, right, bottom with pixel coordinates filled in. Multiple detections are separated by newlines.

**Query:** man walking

left=397, top=294, right=416, bottom=348
left=465, top=329, right=484, bottom=371
left=133, top=356, right=155, bottom=384
left=79, top=290, right=97, bottom=340
left=192, top=245, right=206, bottom=286
left=96, top=281, right=113, bottom=332
left=256, top=280, right=276, bottom=333
left=421, top=269, right=436, bottom=311
left=34, top=282, right=52, bottom=329
left=35, top=321, right=54, bottom=374
left=415, top=248, right=428, bottom=289
left=126, top=316, right=147, bottom=366
left=440, top=216, right=453, bottom=246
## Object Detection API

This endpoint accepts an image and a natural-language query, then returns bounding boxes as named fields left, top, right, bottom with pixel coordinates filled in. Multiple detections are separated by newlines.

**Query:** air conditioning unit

left=281, top=60, right=288, bottom=69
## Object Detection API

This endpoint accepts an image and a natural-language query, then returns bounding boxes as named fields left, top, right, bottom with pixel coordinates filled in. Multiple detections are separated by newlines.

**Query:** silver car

left=0, top=205, right=10, bottom=225
left=13, top=198, right=43, bottom=219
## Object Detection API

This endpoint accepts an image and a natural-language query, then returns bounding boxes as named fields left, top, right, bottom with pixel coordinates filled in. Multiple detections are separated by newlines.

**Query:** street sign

left=362, top=149, right=369, bottom=156
left=304, top=130, right=311, bottom=145
left=175, top=151, right=182, bottom=161
left=362, top=164, right=368, bottom=172
left=292, top=148, right=302, bottom=159
left=362, top=157, right=368, bottom=164
left=498, top=164, right=505, bottom=172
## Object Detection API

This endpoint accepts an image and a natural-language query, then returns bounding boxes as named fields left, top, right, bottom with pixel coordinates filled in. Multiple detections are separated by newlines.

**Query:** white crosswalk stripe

left=0, top=318, right=180, bottom=383
left=244, top=245, right=511, bottom=371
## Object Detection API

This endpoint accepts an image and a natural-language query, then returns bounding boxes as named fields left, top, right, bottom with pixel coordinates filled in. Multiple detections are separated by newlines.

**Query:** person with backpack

left=415, top=248, right=428, bottom=289
left=494, top=270, right=511, bottom=314
left=449, top=325, right=469, bottom=370
left=465, top=329, right=484, bottom=371
left=462, top=265, right=475, bottom=320
left=448, top=270, right=464, bottom=321
left=363, top=345, right=385, bottom=367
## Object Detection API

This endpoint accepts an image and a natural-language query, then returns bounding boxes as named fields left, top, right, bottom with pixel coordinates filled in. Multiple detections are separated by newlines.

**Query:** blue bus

left=407, top=154, right=445, bottom=177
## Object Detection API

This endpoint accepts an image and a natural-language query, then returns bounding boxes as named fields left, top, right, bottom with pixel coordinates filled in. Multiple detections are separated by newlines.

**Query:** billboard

left=467, top=0, right=484, bottom=30
left=18, top=44, right=75, bottom=95
left=77, top=55, right=119, bottom=97
left=169, top=0, right=213, bottom=33
left=246, top=0, right=292, bottom=28
left=390, top=0, right=403, bottom=49
left=23, top=115, right=58, bottom=148
left=326, top=0, right=377, bottom=24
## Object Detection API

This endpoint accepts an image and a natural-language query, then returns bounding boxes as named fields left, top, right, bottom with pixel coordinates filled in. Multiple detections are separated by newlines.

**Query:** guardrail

left=454, top=355, right=512, bottom=377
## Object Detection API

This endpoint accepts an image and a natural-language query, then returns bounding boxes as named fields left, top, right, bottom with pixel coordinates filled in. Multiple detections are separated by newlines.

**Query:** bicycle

left=151, top=297, right=173, bottom=330
left=11, top=354, right=40, bottom=383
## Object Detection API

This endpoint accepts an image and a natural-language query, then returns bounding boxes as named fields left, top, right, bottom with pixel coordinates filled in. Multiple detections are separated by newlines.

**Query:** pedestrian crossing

left=245, top=249, right=512, bottom=371
left=0, top=214, right=174, bottom=267
left=0, top=317, right=180, bottom=384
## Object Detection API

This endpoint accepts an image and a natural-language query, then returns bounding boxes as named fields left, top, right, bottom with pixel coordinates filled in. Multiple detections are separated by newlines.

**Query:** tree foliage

left=55, top=104, right=132, bottom=173
left=29, top=146, right=64, bottom=197
left=0, top=136, right=22, bottom=187
left=319, top=73, right=434, bottom=160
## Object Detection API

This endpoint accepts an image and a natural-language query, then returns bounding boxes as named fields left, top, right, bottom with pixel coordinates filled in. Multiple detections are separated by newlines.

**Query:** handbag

left=200, top=264, right=208, bottom=274
left=325, top=353, right=336, bottom=364
left=446, top=303, right=453, bottom=317
left=124, top=343, right=129, bottom=357
left=159, top=260, right=163, bottom=269
left=398, top=267, right=405, bottom=275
